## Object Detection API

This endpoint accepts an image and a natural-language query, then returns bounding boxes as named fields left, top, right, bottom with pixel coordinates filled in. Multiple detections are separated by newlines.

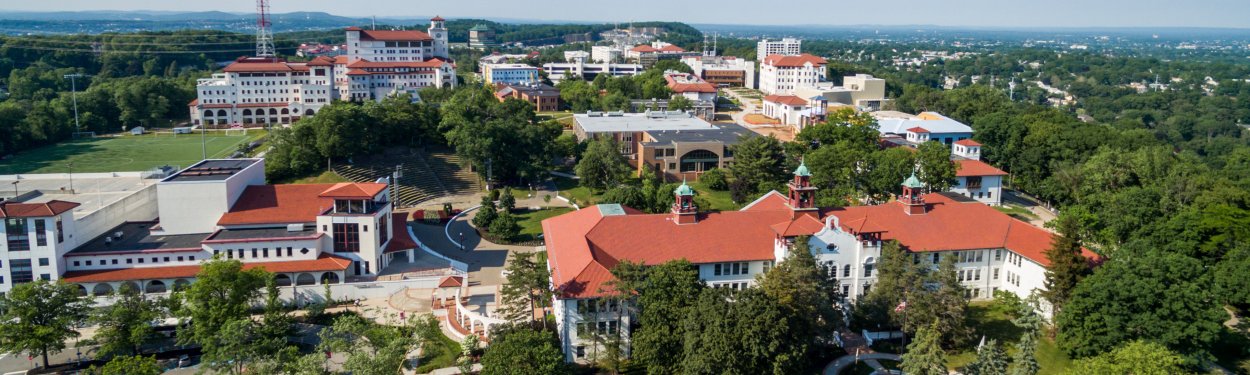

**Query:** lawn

left=413, top=330, right=460, bottom=373
left=555, top=176, right=741, bottom=211
left=512, top=207, right=574, bottom=241
left=0, top=130, right=267, bottom=174
left=947, top=301, right=1070, bottom=374
left=994, top=204, right=1040, bottom=222
left=279, top=170, right=350, bottom=185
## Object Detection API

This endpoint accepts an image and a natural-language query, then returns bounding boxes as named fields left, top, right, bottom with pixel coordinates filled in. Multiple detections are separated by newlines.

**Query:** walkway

left=822, top=352, right=902, bottom=375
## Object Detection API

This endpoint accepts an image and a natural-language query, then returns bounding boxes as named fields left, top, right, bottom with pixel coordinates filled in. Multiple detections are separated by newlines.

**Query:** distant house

left=494, top=83, right=560, bottom=112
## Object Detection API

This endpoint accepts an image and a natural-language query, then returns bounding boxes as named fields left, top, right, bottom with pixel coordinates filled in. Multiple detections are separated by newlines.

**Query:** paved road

left=823, top=352, right=902, bottom=375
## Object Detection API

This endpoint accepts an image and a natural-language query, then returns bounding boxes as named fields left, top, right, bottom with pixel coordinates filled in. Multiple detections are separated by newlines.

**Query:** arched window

left=305, top=108, right=315, bottom=116
left=268, top=108, right=278, bottom=116
left=321, top=272, right=340, bottom=284
left=275, top=274, right=292, bottom=286
left=679, top=149, right=719, bottom=173
left=242, top=109, right=253, bottom=117
left=145, top=280, right=167, bottom=294
left=216, top=109, right=227, bottom=117
left=203, top=110, right=213, bottom=118
left=843, top=264, right=851, bottom=278
left=92, top=283, right=114, bottom=296
left=296, top=273, right=316, bottom=286
left=863, top=257, right=876, bottom=278
left=280, top=108, right=290, bottom=115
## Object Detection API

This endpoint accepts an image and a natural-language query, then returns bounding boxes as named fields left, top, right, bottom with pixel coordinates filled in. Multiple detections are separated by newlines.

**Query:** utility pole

left=255, top=0, right=275, bottom=57
left=67, top=162, right=74, bottom=194
left=63, top=74, right=86, bottom=133
left=201, top=123, right=207, bottom=160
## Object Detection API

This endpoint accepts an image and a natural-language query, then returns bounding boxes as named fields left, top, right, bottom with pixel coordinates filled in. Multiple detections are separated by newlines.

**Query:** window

left=976, top=251, right=983, bottom=262
left=37, top=258, right=48, bottom=267
left=9, top=259, right=32, bottom=284
left=126, top=258, right=133, bottom=264
left=995, top=249, right=1003, bottom=261
left=333, top=223, right=361, bottom=252
left=842, top=284, right=850, bottom=295
left=843, top=264, right=851, bottom=278
left=975, top=268, right=982, bottom=281
left=863, top=263, right=874, bottom=278
left=55, top=216, right=63, bottom=243
left=5, top=219, right=29, bottom=251
left=252, top=249, right=258, bottom=258
left=34, top=219, right=47, bottom=246
left=111, top=259, right=117, bottom=265
left=39, top=274, right=50, bottom=281
left=177, top=256, right=184, bottom=262
left=966, top=176, right=983, bottom=189
left=86, top=260, right=92, bottom=266
left=763, top=261, right=773, bottom=274
left=993, top=268, right=1000, bottom=280
left=73, top=261, right=80, bottom=267
left=932, top=253, right=940, bottom=264
left=190, top=256, right=196, bottom=261
left=138, top=258, right=144, bottom=263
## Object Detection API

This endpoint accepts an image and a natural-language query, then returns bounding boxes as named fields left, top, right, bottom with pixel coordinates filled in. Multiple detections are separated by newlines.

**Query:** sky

left=5, top=0, right=1250, bottom=29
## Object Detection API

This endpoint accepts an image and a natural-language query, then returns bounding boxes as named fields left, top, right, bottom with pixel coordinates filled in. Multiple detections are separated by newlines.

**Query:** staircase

left=331, top=148, right=482, bottom=208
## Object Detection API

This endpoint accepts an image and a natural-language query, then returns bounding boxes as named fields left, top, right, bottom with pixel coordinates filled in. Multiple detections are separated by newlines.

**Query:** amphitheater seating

left=332, top=148, right=482, bottom=207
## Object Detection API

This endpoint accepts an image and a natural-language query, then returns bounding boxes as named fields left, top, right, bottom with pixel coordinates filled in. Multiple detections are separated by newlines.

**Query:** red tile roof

left=334, top=55, right=352, bottom=65
left=430, top=15, right=446, bottom=22
left=355, top=29, right=432, bottom=42
left=630, top=45, right=658, bottom=53
left=665, top=74, right=717, bottom=93
left=763, top=53, right=827, bottom=68
left=222, top=58, right=296, bottom=73
left=306, top=56, right=335, bottom=66
left=825, top=194, right=1097, bottom=266
left=955, top=159, right=1008, bottom=177
left=61, top=253, right=352, bottom=283
left=907, top=126, right=930, bottom=133
left=658, top=45, right=686, bottom=52
left=770, top=214, right=825, bottom=237
left=955, top=139, right=982, bottom=147
left=764, top=94, right=810, bottom=107
left=319, top=183, right=387, bottom=199
left=0, top=200, right=80, bottom=218
left=438, top=275, right=463, bottom=288
left=741, top=191, right=791, bottom=211
left=217, top=184, right=335, bottom=226
left=188, top=98, right=199, bottom=106
left=384, top=212, right=417, bottom=254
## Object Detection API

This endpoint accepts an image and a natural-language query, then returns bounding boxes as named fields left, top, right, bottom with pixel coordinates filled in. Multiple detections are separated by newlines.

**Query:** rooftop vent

left=287, top=223, right=305, bottom=232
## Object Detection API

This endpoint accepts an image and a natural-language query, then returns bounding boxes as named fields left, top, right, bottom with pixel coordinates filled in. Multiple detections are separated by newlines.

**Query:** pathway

left=822, top=352, right=902, bottom=375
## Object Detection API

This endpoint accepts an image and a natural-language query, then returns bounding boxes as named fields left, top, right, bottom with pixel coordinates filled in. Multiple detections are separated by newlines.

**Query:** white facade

left=543, top=61, right=644, bottom=83
left=483, top=63, right=541, bottom=85
left=681, top=56, right=757, bottom=89
left=758, top=54, right=827, bottom=95
left=591, top=46, right=621, bottom=63
left=756, top=38, right=802, bottom=62
left=0, top=210, right=78, bottom=293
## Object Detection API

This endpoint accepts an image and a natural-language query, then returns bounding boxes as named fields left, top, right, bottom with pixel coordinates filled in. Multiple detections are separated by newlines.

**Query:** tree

left=756, top=235, right=843, bottom=364
left=916, top=140, right=956, bottom=191
left=479, top=325, right=570, bottom=375
left=93, top=283, right=163, bottom=358
left=728, top=134, right=788, bottom=197
left=489, top=210, right=521, bottom=241
left=1214, top=244, right=1250, bottom=306
left=700, top=168, right=728, bottom=190
left=901, top=320, right=948, bottom=375
left=498, top=187, right=517, bottom=212
left=576, top=136, right=631, bottom=191
left=668, top=95, right=693, bottom=111
left=88, top=355, right=161, bottom=375
left=320, top=314, right=415, bottom=375
left=0, top=280, right=91, bottom=368
left=174, top=258, right=270, bottom=367
left=906, top=255, right=969, bottom=348
left=632, top=260, right=704, bottom=375
left=1010, top=327, right=1041, bottom=375
left=964, top=339, right=1008, bottom=375
left=497, top=252, right=552, bottom=324
left=1057, top=248, right=1225, bottom=358
left=854, top=240, right=921, bottom=331
left=681, top=288, right=792, bottom=375
left=1063, top=340, right=1192, bottom=375
left=1040, top=215, right=1090, bottom=317
left=473, top=195, right=498, bottom=229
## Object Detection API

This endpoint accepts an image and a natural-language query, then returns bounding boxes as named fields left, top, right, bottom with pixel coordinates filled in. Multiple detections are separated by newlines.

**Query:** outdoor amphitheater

left=332, top=147, right=482, bottom=208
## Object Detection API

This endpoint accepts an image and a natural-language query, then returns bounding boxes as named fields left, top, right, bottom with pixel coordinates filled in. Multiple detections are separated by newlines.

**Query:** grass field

left=0, top=130, right=267, bottom=174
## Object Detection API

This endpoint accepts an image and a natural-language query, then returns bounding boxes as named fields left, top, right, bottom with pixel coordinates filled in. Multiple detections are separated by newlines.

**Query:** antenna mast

left=255, top=0, right=275, bottom=57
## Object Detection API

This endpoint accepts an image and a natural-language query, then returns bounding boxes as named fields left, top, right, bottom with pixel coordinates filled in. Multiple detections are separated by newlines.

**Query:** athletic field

left=0, top=130, right=267, bottom=174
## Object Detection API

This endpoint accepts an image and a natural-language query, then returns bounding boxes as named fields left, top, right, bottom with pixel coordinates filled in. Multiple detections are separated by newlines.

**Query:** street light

left=63, top=74, right=87, bottom=133
left=67, top=162, right=74, bottom=194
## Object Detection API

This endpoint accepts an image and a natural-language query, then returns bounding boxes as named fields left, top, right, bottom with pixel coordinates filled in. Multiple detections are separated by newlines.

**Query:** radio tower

left=255, top=0, right=275, bottom=57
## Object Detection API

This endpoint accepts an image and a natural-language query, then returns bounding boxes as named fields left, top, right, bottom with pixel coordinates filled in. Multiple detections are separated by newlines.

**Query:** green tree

left=474, top=195, right=498, bottom=229
left=854, top=240, right=921, bottom=331
left=497, top=252, right=552, bottom=325
left=174, top=258, right=270, bottom=366
left=1040, top=215, right=1090, bottom=317
left=1063, top=340, right=1192, bottom=375
left=498, top=187, right=517, bottom=211
left=910, top=255, right=969, bottom=347
left=88, top=355, right=161, bottom=375
left=916, top=140, right=956, bottom=191
left=965, top=339, right=1008, bottom=375
left=1214, top=244, right=1250, bottom=306
left=756, top=235, right=844, bottom=369
left=700, top=168, right=728, bottom=190
left=681, top=288, right=791, bottom=375
left=319, top=314, right=415, bottom=375
left=901, top=320, right=948, bottom=375
left=728, top=134, right=788, bottom=197
left=1057, top=248, right=1225, bottom=358
left=668, top=95, right=693, bottom=111
left=1010, top=327, right=1041, bottom=375
left=479, top=325, right=570, bottom=375
left=632, top=260, right=704, bottom=375
left=92, top=283, right=162, bottom=358
left=489, top=210, right=521, bottom=241
left=576, top=136, right=631, bottom=191
left=0, top=280, right=91, bottom=368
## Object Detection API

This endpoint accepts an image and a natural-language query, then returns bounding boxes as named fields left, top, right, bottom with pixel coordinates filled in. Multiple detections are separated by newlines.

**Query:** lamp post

left=10, top=181, right=18, bottom=199
left=67, top=162, right=74, bottom=194
left=63, top=74, right=86, bottom=133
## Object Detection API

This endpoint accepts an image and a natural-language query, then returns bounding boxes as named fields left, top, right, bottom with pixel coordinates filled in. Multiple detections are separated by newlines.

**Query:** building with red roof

left=664, top=72, right=717, bottom=102
left=543, top=163, right=1094, bottom=362
left=17, top=158, right=428, bottom=298
left=625, top=41, right=698, bottom=67
left=759, top=53, right=829, bottom=96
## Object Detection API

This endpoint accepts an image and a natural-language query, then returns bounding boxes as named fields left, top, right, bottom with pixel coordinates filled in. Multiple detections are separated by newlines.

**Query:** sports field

left=0, top=130, right=267, bottom=174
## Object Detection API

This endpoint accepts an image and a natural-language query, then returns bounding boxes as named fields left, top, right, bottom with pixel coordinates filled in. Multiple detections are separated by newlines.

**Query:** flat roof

left=575, top=111, right=715, bottom=133
left=0, top=175, right=159, bottom=219
left=69, top=222, right=207, bottom=255
left=205, top=226, right=319, bottom=242
left=162, top=159, right=260, bottom=182
left=644, top=123, right=755, bottom=145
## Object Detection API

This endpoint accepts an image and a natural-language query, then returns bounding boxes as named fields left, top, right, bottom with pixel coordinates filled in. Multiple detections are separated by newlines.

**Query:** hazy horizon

left=3, top=0, right=1249, bottom=29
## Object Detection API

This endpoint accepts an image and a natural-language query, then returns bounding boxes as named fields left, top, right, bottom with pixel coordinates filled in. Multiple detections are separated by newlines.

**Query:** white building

left=758, top=53, right=827, bottom=95
left=681, top=55, right=756, bottom=89
left=950, top=140, right=1006, bottom=205
left=0, top=159, right=424, bottom=298
left=664, top=72, right=717, bottom=102
left=190, top=17, right=455, bottom=126
left=482, top=63, right=541, bottom=85
left=542, top=61, right=643, bottom=84
left=756, top=38, right=802, bottom=62
left=761, top=94, right=815, bottom=128
left=874, top=111, right=974, bottom=146
left=794, top=74, right=887, bottom=110
left=564, top=51, right=591, bottom=63
left=543, top=169, right=1096, bottom=362
left=591, top=46, right=621, bottom=63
